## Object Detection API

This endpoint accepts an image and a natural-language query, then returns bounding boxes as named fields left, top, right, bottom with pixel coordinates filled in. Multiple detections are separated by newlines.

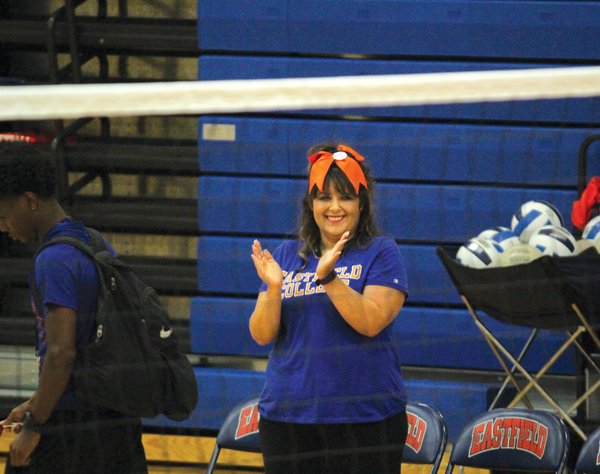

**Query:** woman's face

left=311, top=183, right=362, bottom=251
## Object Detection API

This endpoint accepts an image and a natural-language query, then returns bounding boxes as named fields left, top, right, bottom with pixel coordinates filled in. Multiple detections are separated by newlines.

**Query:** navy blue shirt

left=258, top=236, right=409, bottom=423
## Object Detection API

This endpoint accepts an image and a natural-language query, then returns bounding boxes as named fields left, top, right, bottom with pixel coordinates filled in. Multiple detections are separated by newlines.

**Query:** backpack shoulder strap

left=30, top=227, right=108, bottom=307
left=30, top=227, right=107, bottom=357
left=35, top=227, right=106, bottom=260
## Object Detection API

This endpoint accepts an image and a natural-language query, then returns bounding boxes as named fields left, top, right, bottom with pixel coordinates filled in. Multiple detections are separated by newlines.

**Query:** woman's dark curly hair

left=0, top=144, right=57, bottom=199
left=297, top=141, right=380, bottom=270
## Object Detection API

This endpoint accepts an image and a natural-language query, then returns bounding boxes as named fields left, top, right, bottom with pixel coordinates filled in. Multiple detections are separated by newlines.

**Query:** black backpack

left=31, top=227, right=198, bottom=421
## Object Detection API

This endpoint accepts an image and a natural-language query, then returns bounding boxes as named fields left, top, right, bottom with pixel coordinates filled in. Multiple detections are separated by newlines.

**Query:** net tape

left=2, top=66, right=600, bottom=121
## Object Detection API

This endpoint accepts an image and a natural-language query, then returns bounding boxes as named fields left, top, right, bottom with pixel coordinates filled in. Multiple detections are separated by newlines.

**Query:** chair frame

left=437, top=246, right=600, bottom=441
left=404, top=401, right=449, bottom=474
left=205, top=395, right=261, bottom=474
left=462, top=295, right=600, bottom=441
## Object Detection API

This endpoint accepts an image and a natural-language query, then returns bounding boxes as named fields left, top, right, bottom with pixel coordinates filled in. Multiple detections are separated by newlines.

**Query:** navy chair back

left=574, top=426, right=600, bottom=474
left=403, top=402, right=449, bottom=474
left=445, top=408, right=570, bottom=474
left=205, top=395, right=261, bottom=474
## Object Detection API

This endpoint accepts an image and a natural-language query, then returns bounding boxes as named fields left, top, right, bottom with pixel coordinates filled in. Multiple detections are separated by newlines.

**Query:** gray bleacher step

left=0, top=255, right=198, bottom=294
left=66, top=196, right=198, bottom=235
left=0, top=17, right=199, bottom=56
left=0, top=319, right=36, bottom=346
left=64, top=141, right=199, bottom=176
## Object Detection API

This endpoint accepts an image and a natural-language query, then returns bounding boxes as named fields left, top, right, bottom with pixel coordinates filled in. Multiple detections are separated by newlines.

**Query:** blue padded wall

left=191, top=0, right=599, bottom=439
left=199, top=117, right=600, bottom=185
left=190, top=297, right=575, bottom=374
left=145, top=368, right=496, bottom=442
left=198, top=1, right=600, bottom=60
left=198, top=176, right=577, bottom=240
left=197, top=237, right=460, bottom=304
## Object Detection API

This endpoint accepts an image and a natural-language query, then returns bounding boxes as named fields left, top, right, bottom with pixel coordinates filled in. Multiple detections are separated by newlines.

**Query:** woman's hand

left=316, top=231, right=349, bottom=279
left=250, top=240, right=283, bottom=345
left=251, top=240, right=283, bottom=289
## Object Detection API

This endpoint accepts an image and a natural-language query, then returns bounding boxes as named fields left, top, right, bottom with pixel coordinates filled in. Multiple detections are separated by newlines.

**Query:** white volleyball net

left=1, top=66, right=600, bottom=473
left=2, top=66, right=600, bottom=121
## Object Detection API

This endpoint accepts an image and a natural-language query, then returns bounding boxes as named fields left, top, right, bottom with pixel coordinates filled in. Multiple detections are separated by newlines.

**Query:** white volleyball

left=582, top=215, right=600, bottom=243
left=576, top=239, right=596, bottom=255
left=456, top=237, right=503, bottom=269
left=478, top=226, right=520, bottom=251
left=498, top=243, right=543, bottom=267
left=528, top=225, right=577, bottom=257
left=511, top=200, right=564, bottom=243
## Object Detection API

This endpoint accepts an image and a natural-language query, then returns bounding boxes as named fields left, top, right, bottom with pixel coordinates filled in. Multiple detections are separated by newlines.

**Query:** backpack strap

left=29, top=227, right=107, bottom=352
left=35, top=227, right=107, bottom=260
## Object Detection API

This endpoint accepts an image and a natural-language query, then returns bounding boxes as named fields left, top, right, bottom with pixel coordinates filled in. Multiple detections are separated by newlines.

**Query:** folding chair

left=404, top=401, right=449, bottom=474
left=206, top=396, right=447, bottom=474
left=574, top=425, right=600, bottom=474
left=445, top=408, right=570, bottom=474
left=205, top=395, right=261, bottom=474
left=437, top=246, right=600, bottom=440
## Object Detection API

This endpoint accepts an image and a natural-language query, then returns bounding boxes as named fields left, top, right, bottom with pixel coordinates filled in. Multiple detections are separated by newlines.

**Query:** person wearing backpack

left=0, top=144, right=148, bottom=474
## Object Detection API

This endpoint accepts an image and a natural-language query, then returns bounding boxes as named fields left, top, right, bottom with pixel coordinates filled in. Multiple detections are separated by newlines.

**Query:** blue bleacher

left=144, top=367, right=509, bottom=443
left=190, top=297, right=574, bottom=374
left=199, top=117, right=600, bottom=186
left=197, top=237, right=459, bottom=304
left=198, top=0, right=600, bottom=60
left=198, top=176, right=577, bottom=240
left=199, top=57, right=600, bottom=123
left=144, top=367, right=266, bottom=431
left=187, top=0, right=596, bottom=444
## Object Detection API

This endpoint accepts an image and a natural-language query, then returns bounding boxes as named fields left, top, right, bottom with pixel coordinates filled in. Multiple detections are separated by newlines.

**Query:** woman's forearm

left=324, top=277, right=405, bottom=337
left=249, top=285, right=283, bottom=345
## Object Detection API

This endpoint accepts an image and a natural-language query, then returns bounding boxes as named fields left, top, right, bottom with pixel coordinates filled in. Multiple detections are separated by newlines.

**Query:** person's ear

left=23, top=192, right=39, bottom=211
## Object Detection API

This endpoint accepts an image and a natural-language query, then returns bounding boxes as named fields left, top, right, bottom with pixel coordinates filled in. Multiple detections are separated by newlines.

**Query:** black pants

left=259, top=409, right=408, bottom=474
left=5, top=409, right=148, bottom=474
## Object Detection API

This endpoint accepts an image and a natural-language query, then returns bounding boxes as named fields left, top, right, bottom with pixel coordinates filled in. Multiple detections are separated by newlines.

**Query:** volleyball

left=456, top=237, right=503, bottom=269
left=576, top=239, right=596, bottom=254
left=528, top=225, right=576, bottom=257
left=511, top=200, right=564, bottom=243
left=582, top=215, right=600, bottom=243
left=477, top=226, right=520, bottom=251
left=498, top=243, right=543, bottom=267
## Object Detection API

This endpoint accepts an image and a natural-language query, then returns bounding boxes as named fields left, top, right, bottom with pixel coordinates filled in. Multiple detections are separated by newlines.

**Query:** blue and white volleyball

left=456, top=237, right=503, bottom=269
left=582, top=215, right=600, bottom=243
left=478, top=226, right=520, bottom=251
left=511, top=200, right=564, bottom=243
left=528, top=225, right=576, bottom=257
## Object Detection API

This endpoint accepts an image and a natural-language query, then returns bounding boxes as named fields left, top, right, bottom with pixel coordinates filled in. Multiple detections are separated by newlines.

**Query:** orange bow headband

left=308, top=145, right=368, bottom=195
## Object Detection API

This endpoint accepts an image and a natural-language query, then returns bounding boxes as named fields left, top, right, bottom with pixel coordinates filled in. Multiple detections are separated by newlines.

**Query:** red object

left=0, top=131, right=76, bottom=144
left=572, top=176, right=600, bottom=230
left=307, top=145, right=368, bottom=195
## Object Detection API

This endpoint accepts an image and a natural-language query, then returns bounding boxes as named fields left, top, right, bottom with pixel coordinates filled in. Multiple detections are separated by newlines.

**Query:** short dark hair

left=297, top=141, right=380, bottom=269
left=0, top=144, right=57, bottom=199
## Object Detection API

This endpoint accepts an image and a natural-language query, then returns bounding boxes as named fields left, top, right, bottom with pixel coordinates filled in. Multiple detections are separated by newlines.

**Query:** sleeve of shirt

left=364, top=238, right=409, bottom=298
left=34, top=244, right=97, bottom=315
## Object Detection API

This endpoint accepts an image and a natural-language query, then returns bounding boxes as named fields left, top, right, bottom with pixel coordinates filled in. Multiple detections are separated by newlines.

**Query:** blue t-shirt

left=30, top=219, right=116, bottom=411
left=258, top=236, right=409, bottom=424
